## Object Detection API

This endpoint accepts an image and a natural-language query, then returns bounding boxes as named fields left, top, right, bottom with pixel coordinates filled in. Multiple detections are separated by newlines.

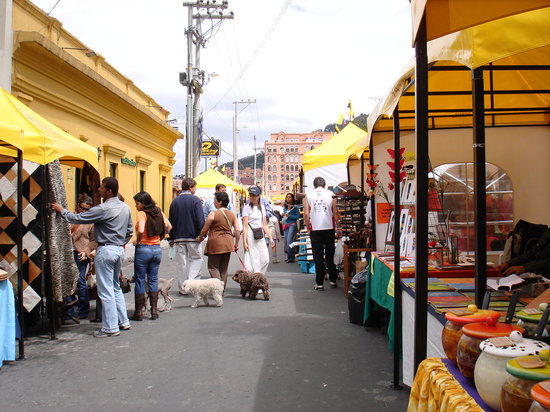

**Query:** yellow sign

left=201, top=139, right=220, bottom=157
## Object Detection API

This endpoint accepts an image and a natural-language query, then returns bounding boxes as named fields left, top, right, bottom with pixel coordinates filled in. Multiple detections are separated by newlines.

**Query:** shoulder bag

left=248, top=206, right=264, bottom=240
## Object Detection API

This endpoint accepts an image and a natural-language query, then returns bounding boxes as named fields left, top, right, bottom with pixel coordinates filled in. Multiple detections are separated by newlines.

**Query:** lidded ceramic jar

left=457, top=317, right=524, bottom=378
left=501, top=356, right=550, bottom=412
left=529, top=380, right=550, bottom=412
left=442, top=309, right=500, bottom=365
left=474, top=331, right=550, bottom=411
left=517, top=311, right=550, bottom=338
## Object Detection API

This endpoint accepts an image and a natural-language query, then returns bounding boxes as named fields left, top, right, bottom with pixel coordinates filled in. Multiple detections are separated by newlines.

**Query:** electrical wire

left=47, top=0, right=62, bottom=15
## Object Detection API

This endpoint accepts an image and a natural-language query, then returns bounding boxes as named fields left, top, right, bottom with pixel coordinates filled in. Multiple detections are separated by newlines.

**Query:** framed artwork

left=399, top=208, right=409, bottom=235
left=404, top=179, right=415, bottom=203
left=400, top=178, right=408, bottom=203
left=386, top=210, right=396, bottom=242
left=405, top=234, right=416, bottom=257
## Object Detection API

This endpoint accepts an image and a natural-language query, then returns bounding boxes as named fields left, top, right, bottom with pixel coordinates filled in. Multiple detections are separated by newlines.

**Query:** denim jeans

left=284, top=223, right=297, bottom=261
left=66, top=251, right=90, bottom=319
left=133, top=244, right=162, bottom=294
left=95, top=245, right=129, bottom=333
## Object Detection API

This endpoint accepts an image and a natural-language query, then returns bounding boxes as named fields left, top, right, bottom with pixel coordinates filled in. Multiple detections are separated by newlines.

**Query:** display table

left=364, top=252, right=501, bottom=352
left=407, top=358, right=496, bottom=412
left=0, top=279, right=16, bottom=367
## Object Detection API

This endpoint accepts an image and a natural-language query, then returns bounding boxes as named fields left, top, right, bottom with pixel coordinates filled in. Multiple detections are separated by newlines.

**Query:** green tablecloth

left=364, top=253, right=397, bottom=351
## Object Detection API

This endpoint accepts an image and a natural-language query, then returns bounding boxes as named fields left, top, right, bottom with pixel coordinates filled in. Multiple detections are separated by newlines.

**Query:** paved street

left=1, top=243, right=410, bottom=411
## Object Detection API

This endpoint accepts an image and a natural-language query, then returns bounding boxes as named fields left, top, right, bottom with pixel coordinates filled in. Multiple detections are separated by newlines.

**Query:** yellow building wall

left=11, top=0, right=182, bottom=225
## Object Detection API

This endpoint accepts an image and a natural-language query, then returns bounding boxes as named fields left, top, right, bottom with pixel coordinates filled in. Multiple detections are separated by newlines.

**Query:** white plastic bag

left=334, top=238, right=344, bottom=266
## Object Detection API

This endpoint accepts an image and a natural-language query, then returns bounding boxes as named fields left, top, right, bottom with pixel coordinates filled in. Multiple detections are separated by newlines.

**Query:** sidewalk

left=0, top=243, right=410, bottom=411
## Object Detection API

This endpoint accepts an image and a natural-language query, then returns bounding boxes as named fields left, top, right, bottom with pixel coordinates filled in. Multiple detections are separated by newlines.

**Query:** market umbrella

left=0, top=88, right=98, bottom=169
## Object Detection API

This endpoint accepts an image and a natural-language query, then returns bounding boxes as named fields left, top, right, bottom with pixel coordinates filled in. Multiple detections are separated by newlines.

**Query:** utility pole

left=182, top=1, right=233, bottom=178
left=253, top=135, right=261, bottom=186
left=232, top=99, right=256, bottom=183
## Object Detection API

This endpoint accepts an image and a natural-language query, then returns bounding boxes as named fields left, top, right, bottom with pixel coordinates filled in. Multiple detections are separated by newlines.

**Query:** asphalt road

left=0, top=243, right=410, bottom=411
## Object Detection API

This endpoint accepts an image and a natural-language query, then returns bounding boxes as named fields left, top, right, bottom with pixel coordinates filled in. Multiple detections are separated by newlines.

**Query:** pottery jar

left=529, top=380, right=550, bottom=412
left=474, top=331, right=550, bottom=411
left=457, top=318, right=524, bottom=379
left=501, top=356, right=550, bottom=412
left=442, top=309, right=500, bottom=365
left=517, top=310, right=550, bottom=338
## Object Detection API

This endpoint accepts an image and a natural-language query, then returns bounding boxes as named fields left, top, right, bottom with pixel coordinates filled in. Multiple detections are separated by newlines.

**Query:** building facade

left=263, top=131, right=332, bottom=197
left=10, top=0, right=182, bottom=217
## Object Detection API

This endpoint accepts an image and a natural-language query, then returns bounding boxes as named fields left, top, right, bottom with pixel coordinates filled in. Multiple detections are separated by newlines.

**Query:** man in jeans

left=52, top=177, right=133, bottom=337
left=304, top=176, right=342, bottom=290
left=168, top=178, right=205, bottom=294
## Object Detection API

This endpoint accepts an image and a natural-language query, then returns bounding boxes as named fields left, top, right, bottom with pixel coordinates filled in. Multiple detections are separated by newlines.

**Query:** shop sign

left=121, top=157, right=137, bottom=166
left=201, top=139, right=220, bottom=157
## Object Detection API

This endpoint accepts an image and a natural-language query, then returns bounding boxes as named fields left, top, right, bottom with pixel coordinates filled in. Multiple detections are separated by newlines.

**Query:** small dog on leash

left=130, top=277, right=175, bottom=314
left=182, top=278, right=224, bottom=308
left=232, top=270, right=270, bottom=300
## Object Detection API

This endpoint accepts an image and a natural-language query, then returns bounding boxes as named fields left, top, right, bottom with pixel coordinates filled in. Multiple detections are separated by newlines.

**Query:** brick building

left=263, top=131, right=332, bottom=197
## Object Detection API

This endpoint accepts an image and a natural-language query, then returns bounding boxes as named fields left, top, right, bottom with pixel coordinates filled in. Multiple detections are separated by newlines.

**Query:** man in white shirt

left=203, top=183, right=234, bottom=220
left=304, top=177, right=342, bottom=290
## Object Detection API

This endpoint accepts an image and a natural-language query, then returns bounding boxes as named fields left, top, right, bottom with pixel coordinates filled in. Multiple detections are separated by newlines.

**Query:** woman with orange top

left=130, top=191, right=171, bottom=321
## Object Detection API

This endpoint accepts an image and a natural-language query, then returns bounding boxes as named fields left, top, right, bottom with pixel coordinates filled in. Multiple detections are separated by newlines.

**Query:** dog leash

left=234, top=251, right=248, bottom=271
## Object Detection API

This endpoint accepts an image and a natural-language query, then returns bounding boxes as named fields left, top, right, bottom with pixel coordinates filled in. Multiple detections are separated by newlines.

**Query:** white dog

left=182, top=278, right=224, bottom=308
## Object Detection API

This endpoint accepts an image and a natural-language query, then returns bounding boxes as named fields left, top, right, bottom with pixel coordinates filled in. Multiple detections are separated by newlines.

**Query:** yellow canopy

left=411, top=0, right=550, bottom=43
left=303, top=123, right=368, bottom=171
left=0, top=88, right=98, bottom=168
left=353, top=7, right=550, bottom=157
left=194, top=168, right=246, bottom=193
left=0, top=121, right=24, bottom=151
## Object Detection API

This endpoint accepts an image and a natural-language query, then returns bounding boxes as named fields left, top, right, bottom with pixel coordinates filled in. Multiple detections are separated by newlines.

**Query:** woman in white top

left=242, top=186, right=275, bottom=274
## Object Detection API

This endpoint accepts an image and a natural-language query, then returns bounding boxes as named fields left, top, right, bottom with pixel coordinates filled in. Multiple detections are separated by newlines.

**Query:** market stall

left=193, top=168, right=247, bottom=212
left=0, top=87, right=99, bottom=356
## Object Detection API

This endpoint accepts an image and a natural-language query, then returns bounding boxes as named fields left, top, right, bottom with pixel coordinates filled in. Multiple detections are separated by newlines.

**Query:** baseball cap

left=248, top=186, right=262, bottom=196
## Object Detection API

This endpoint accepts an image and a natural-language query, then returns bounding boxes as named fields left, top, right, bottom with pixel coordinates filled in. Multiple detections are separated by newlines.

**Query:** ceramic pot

left=516, top=310, right=550, bottom=338
left=457, top=319, right=524, bottom=378
left=529, top=380, right=550, bottom=412
left=442, top=309, right=500, bottom=365
left=501, top=356, right=550, bottom=412
left=475, top=332, right=550, bottom=411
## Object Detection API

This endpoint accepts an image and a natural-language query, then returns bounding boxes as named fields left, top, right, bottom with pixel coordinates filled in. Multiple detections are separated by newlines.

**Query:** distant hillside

left=221, top=152, right=264, bottom=170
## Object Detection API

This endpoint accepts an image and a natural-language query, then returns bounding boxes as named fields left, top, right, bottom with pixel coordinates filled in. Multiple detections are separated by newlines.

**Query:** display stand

left=343, top=244, right=371, bottom=295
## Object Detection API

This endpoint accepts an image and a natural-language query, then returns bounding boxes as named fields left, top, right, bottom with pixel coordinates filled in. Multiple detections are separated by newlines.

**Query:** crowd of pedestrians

left=50, top=176, right=313, bottom=338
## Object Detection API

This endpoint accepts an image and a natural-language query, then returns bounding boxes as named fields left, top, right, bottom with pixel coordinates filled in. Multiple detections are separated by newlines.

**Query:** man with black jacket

left=497, top=228, right=550, bottom=277
left=168, top=178, right=205, bottom=294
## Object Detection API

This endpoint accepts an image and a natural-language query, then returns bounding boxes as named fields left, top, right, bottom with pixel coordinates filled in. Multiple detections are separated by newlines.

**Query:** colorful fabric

left=407, top=358, right=484, bottom=412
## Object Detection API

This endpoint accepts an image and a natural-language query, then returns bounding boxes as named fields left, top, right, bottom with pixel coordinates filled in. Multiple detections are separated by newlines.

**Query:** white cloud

left=30, top=0, right=413, bottom=174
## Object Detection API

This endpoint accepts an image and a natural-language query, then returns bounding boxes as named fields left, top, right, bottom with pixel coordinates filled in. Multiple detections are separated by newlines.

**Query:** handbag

left=86, top=260, right=98, bottom=300
left=248, top=205, right=264, bottom=240
left=250, top=226, right=264, bottom=240
left=120, top=275, right=131, bottom=294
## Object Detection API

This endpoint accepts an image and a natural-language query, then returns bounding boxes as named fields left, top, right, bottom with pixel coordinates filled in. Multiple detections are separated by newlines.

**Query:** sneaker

left=313, top=285, right=324, bottom=291
left=93, top=330, right=120, bottom=338
left=272, top=258, right=281, bottom=263
left=119, top=324, right=131, bottom=331
left=330, top=282, right=337, bottom=289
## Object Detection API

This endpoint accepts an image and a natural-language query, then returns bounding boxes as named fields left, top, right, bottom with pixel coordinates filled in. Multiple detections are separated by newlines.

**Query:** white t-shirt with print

left=307, top=187, right=334, bottom=230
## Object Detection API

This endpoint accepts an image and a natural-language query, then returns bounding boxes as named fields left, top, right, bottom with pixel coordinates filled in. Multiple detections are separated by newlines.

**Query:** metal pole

left=472, top=67, right=487, bottom=307
left=253, top=135, right=257, bottom=185
left=392, top=111, right=403, bottom=390
left=16, top=149, right=24, bottom=358
left=233, top=112, right=237, bottom=182
left=414, top=13, right=429, bottom=373
left=185, top=6, right=194, bottom=177
left=192, top=23, right=202, bottom=178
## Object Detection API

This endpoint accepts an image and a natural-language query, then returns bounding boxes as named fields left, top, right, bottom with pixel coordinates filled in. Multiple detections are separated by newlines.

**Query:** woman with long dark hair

left=130, top=191, right=171, bottom=320
left=197, top=191, right=240, bottom=289
left=282, top=193, right=300, bottom=263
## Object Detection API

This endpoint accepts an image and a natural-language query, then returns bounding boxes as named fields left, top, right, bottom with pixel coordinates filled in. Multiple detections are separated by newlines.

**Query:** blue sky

left=30, top=0, right=413, bottom=174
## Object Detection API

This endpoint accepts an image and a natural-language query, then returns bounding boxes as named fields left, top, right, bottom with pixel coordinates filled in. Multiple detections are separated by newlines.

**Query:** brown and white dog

left=232, top=270, right=270, bottom=300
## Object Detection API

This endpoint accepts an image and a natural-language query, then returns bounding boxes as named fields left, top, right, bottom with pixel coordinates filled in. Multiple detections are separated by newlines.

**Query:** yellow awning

left=0, top=121, right=24, bottom=151
left=353, top=8, right=550, bottom=158
left=411, top=0, right=550, bottom=43
left=303, top=123, right=368, bottom=171
left=194, top=168, right=247, bottom=193
left=0, top=88, right=99, bottom=168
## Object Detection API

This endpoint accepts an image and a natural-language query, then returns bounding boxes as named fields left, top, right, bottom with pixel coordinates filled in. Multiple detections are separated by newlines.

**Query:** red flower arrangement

left=366, top=148, right=407, bottom=204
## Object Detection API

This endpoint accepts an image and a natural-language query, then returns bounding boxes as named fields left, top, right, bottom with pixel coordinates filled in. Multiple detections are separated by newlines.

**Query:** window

left=109, top=162, right=117, bottom=178
left=161, top=176, right=166, bottom=210
left=267, top=175, right=272, bottom=182
left=267, top=165, right=271, bottom=172
left=280, top=155, right=284, bottom=162
left=272, top=184, right=277, bottom=191
left=139, top=170, right=146, bottom=192
left=433, top=162, right=513, bottom=253
left=286, top=174, right=290, bottom=181
left=280, top=147, right=284, bottom=152
left=286, top=147, right=289, bottom=152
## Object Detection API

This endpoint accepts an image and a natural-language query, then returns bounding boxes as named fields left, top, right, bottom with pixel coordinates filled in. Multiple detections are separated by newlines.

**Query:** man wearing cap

left=168, top=178, right=205, bottom=293
left=304, top=176, right=342, bottom=290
